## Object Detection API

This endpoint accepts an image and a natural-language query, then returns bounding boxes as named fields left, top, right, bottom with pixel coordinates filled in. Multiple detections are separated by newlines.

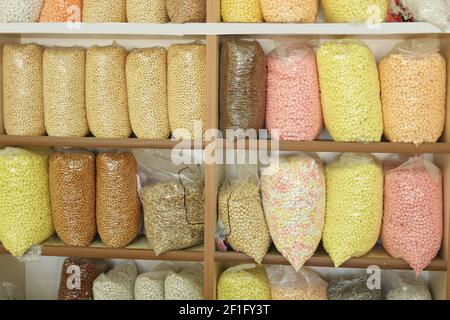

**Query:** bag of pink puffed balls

left=382, top=156, right=443, bottom=274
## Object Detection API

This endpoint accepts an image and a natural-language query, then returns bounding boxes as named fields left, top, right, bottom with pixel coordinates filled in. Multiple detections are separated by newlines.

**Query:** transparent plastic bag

left=127, top=0, right=168, bottom=23
left=0, top=0, right=44, bottom=22
left=49, top=150, right=96, bottom=247
left=39, top=0, right=82, bottom=22
left=266, top=266, right=328, bottom=300
left=387, top=0, right=414, bottom=22
left=3, top=43, right=45, bottom=136
left=266, top=44, right=322, bottom=141
left=260, top=0, right=318, bottom=23
left=0, top=282, right=23, bottom=300
left=380, top=39, right=446, bottom=144
left=261, top=154, right=325, bottom=271
left=323, top=153, right=384, bottom=267
left=134, top=150, right=204, bottom=255
left=43, top=47, right=88, bottom=137
left=401, top=0, right=449, bottom=30
left=328, top=275, right=382, bottom=300
left=167, top=42, right=207, bottom=140
left=317, top=40, right=383, bottom=142
left=86, top=45, right=131, bottom=138
left=166, top=0, right=206, bottom=23
left=82, top=0, right=126, bottom=23
left=0, top=148, right=54, bottom=257
left=134, top=271, right=168, bottom=300
left=126, top=48, right=170, bottom=139
left=58, top=258, right=109, bottom=300
left=321, top=0, right=388, bottom=23
left=220, top=39, right=266, bottom=137
left=165, top=265, right=204, bottom=300
left=96, top=151, right=141, bottom=248
left=93, top=261, right=137, bottom=300
left=221, top=0, right=263, bottom=22
left=217, top=165, right=271, bottom=264
left=218, top=264, right=271, bottom=300
left=382, top=157, right=443, bottom=274
left=382, top=271, right=432, bottom=300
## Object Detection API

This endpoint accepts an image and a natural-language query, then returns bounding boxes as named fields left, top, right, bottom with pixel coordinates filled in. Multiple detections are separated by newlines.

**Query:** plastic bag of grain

left=218, top=264, right=271, bottom=300
left=86, top=45, right=131, bottom=138
left=166, top=0, right=206, bottom=23
left=221, top=0, right=263, bottom=22
left=126, top=48, right=170, bottom=139
left=96, top=151, right=141, bottom=248
left=382, top=157, right=443, bottom=274
left=43, top=47, right=88, bottom=137
left=39, top=0, right=82, bottom=22
left=168, top=42, right=206, bottom=140
left=0, top=148, right=54, bottom=257
left=260, top=0, right=318, bottom=23
left=261, top=154, right=325, bottom=271
left=49, top=150, right=96, bottom=247
left=93, top=261, right=137, bottom=300
left=127, top=0, right=168, bottom=23
left=266, top=266, right=328, bottom=300
left=82, top=0, right=126, bottom=22
left=58, top=258, right=109, bottom=300
left=383, top=271, right=432, bottom=300
left=317, top=41, right=383, bottom=142
left=379, top=39, right=446, bottom=144
left=321, top=0, right=388, bottom=23
left=220, top=39, right=266, bottom=137
left=134, top=271, right=168, bottom=300
left=328, top=275, right=382, bottom=300
left=165, top=266, right=204, bottom=300
left=134, top=150, right=204, bottom=255
left=266, top=43, right=322, bottom=141
left=217, top=165, right=271, bottom=264
left=323, top=153, right=383, bottom=267
left=3, top=43, right=45, bottom=136
left=0, top=0, right=44, bottom=22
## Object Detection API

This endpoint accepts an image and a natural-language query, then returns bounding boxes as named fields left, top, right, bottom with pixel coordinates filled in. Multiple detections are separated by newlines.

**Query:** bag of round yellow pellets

left=217, top=165, right=271, bottom=264
left=86, top=44, right=131, bottom=138
left=221, top=0, right=263, bottom=22
left=321, top=0, right=388, bottom=23
left=168, top=42, right=207, bottom=140
left=380, top=39, right=446, bottom=145
left=82, top=0, right=126, bottom=23
left=126, top=48, right=170, bottom=139
left=261, top=154, right=325, bottom=271
left=93, top=261, right=137, bottom=300
left=127, top=0, right=168, bottom=23
left=266, top=266, right=328, bottom=300
left=166, top=0, right=206, bottom=23
left=317, top=40, right=383, bottom=142
left=218, top=264, right=271, bottom=300
left=165, top=265, right=204, bottom=300
left=43, top=47, right=88, bottom=137
left=0, top=148, right=54, bottom=257
left=0, top=0, right=44, bottom=22
left=382, top=271, right=432, bottom=300
left=133, top=150, right=204, bottom=255
left=260, top=0, right=318, bottom=23
left=323, top=153, right=383, bottom=267
left=3, top=43, right=45, bottom=136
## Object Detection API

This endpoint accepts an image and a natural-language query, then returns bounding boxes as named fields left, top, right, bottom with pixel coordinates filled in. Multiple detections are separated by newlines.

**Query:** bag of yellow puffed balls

left=323, top=153, right=383, bottom=267
left=321, top=0, right=388, bottom=23
left=218, top=264, right=271, bottom=300
left=0, top=147, right=54, bottom=257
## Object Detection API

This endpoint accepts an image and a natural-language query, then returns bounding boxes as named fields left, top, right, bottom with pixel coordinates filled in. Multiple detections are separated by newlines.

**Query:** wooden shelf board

left=214, top=246, right=448, bottom=271
left=0, top=136, right=207, bottom=149
left=0, top=237, right=204, bottom=262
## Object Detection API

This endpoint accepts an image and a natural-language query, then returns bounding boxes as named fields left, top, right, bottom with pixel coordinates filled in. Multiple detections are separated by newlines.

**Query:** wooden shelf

left=0, top=136, right=207, bottom=149
left=0, top=237, right=204, bottom=262
left=215, top=246, right=448, bottom=272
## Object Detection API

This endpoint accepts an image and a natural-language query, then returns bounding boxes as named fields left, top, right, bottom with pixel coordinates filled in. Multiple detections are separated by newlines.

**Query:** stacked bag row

left=217, top=264, right=433, bottom=300
left=221, top=38, right=447, bottom=145
left=0, top=0, right=206, bottom=23
left=0, top=148, right=205, bottom=257
left=58, top=259, right=204, bottom=300
left=216, top=153, right=443, bottom=275
left=1, top=42, right=206, bottom=140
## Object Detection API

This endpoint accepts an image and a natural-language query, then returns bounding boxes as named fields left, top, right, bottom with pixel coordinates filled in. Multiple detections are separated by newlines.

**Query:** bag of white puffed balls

left=165, top=266, right=204, bottom=300
left=93, top=261, right=137, bottom=300
left=134, top=271, right=168, bottom=300
left=383, top=271, right=432, bottom=300
left=401, top=0, right=449, bottom=30
left=0, top=0, right=44, bottom=22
